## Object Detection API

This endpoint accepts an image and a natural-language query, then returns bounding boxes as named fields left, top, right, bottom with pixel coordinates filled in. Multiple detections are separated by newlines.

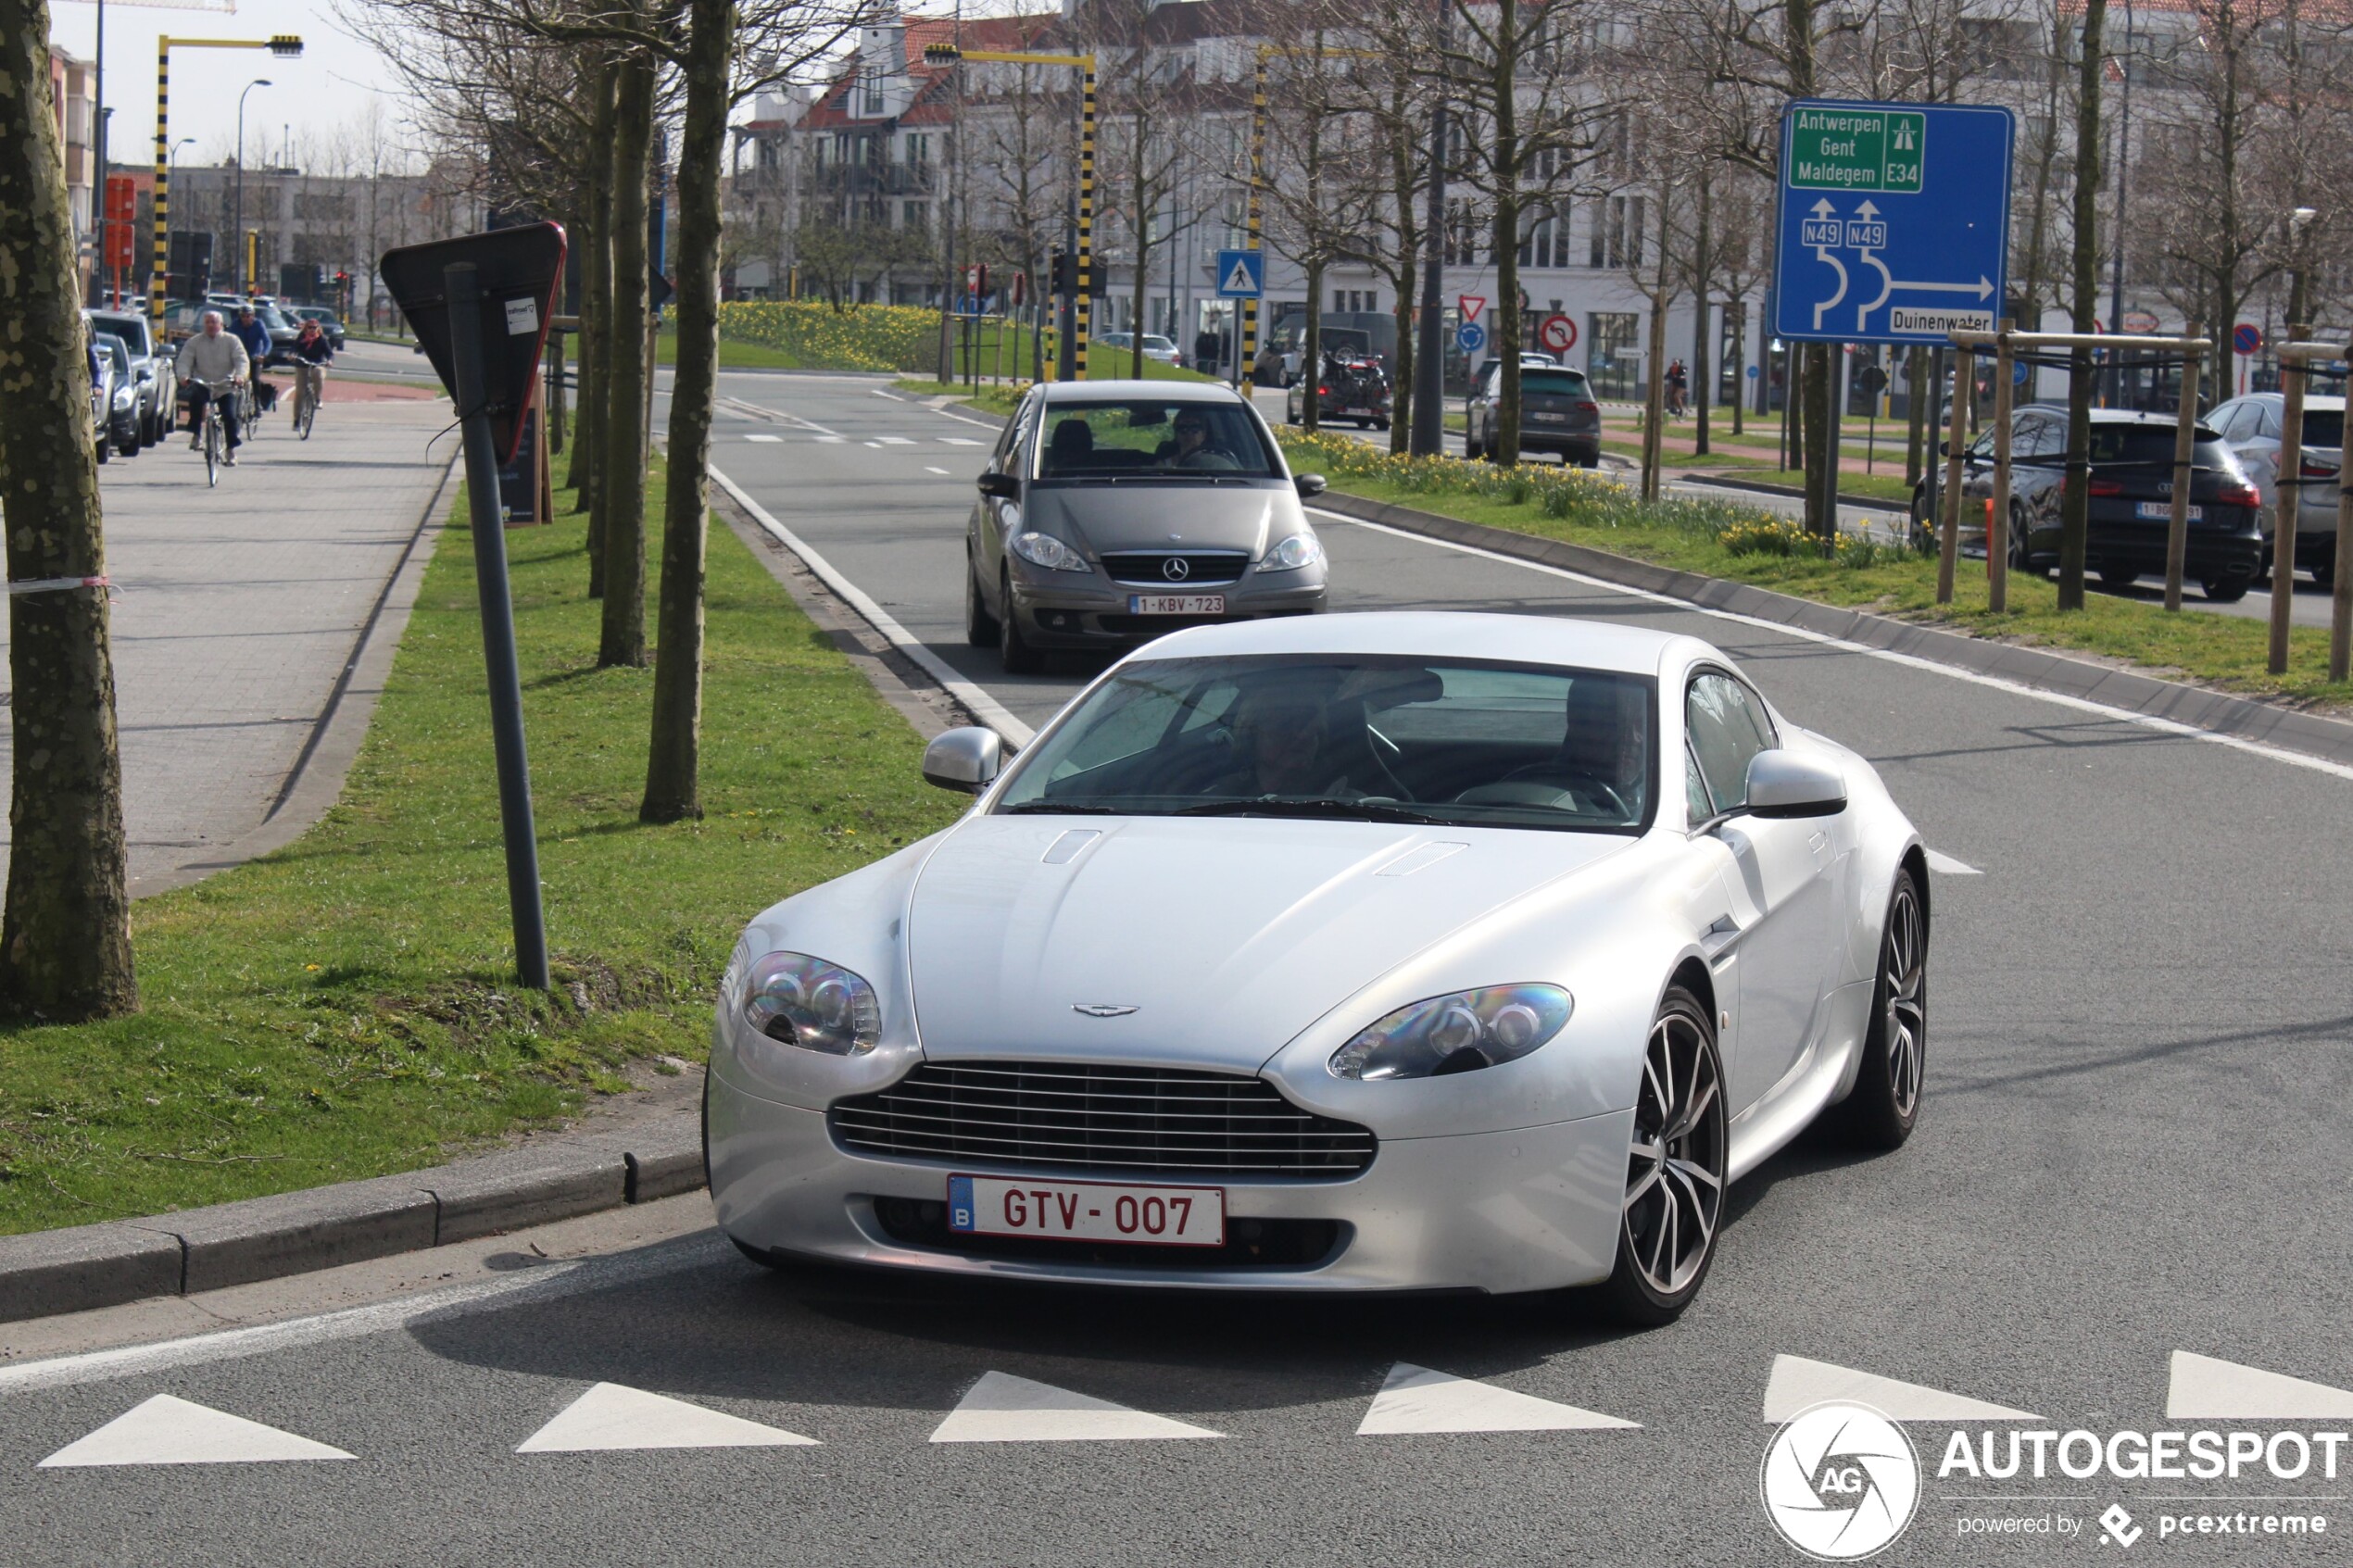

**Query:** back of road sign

left=1772, top=100, right=2013, bottom=348
left=383, top=223, right=566, bottom=463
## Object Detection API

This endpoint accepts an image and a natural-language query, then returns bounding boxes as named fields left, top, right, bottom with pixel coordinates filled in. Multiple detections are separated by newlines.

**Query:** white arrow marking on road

left=929, top=1371, right=1221, bottom=1443
left=1924, top=848, right=1981, bottom=876
left=744, top=433, right=782, bottom=443
left=2166, top=1352, right=2353, bottom=1420
left=39, top=1394, right=354, bottom=1467
left=925, top=465, right=951, bottom=475
left=1357, top=1363, right=1640, bottom=1435
left=1762, top=1356, right=2039, bottom=1423
left=516, top=1382, right=820, bottom=1452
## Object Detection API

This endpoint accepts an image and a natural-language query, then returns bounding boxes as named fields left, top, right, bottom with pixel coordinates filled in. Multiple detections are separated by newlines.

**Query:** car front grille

left=830, top=1060, right=1377, bottom=1178
left=1100, top=551, right=1251, bottom=585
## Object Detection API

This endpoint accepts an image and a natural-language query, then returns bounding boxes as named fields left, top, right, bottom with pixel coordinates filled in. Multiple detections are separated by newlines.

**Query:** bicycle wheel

left=299, top=383, right=317, bottom=440
left=204, top=409, right=220, bottom=487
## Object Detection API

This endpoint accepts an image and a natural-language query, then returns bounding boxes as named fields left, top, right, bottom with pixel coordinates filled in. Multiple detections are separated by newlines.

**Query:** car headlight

left=1010, top=530, right=1089, bottom=571
left=1329, top=985, right=1572, bottom=1080
left=1263, top=533, right=1325, bottom=571
left=736, top=951, right=881, bottom=1055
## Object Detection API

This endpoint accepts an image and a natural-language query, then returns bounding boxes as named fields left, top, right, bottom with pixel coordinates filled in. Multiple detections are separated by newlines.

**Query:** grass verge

left=0, top=462, right=962, bottom=1236
left=1277, top=429, right=2353, bottom=709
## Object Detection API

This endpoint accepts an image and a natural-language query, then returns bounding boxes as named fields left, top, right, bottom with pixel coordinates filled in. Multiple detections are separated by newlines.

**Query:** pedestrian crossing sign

left=1214, top=249, right=1265, bottom=299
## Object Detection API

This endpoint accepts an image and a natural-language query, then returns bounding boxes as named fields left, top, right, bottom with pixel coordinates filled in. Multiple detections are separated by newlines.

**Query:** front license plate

left=1127, top=594, right=1226, bottom=615
left=2135, top=501, right=2202, bottom=521
left=948, top=1174, right=1226, bottom=1247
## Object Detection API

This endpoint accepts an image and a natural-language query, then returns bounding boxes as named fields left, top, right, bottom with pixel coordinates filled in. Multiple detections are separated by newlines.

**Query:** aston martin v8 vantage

left=707, top=612, right=1928, bottom=1323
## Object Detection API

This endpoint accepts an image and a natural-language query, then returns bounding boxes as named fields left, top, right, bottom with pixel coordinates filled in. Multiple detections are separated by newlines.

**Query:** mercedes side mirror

left=1293, top=473, right=1327, bottom=498
left=976, top=471, right=1019, bottom=500
left=923, top=726, right=1004, bottom=794
left=1742, top=750, right=1847, bottom=819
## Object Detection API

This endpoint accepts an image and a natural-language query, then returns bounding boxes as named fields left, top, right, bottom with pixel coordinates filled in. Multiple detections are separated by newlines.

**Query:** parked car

left=1465, top=359, right=1602, bottom=466
left=83, top=307, right=173, bottom=447
left=706, top=611, right=1930, bottom=1325
left=90, top=332, right=143, bottom=458
left=964, top=380, right=1329, bottom=671
left=1097, top=331, right=1179, bottom=368
left=1910, top=408, right=2264, bottom=602
left=1285, top=350, right=1392, bottom=430
left=2207, top=392, right=2344, bottom=584
left=87, top=341, right=111, bottom=465
left=292, top=307, right=347, bottom=350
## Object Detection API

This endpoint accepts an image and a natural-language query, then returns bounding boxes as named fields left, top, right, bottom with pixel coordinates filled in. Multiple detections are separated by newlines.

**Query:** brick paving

left=0, top=398, right=454, bottom=891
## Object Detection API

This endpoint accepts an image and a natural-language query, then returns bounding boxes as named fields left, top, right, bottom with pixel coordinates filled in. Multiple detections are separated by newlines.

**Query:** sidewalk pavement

left=0, top=396, right=455, bottom=894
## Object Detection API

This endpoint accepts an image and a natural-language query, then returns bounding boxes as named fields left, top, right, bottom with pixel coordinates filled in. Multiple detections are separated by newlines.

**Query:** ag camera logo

left=1761, top=1401, right=1920, bottom=1560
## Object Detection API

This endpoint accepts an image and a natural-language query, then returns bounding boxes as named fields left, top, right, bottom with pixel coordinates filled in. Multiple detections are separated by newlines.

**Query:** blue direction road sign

left=1773, top=99, right=2014, bottom=346
left=1455, top=320, right=1487, bottom=356
left=1214, top=249, right=1264, bottom=299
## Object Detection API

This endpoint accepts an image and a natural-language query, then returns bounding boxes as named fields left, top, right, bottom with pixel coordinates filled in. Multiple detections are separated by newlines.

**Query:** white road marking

left=814, top=434, right=846, bottom=444
left=2166, top=1351, right=2353, bottom=1420
left=40, top=1394, right=354, bottom=1467
left=872, top=388, right=905, bottom=401
left=929, top=1371, right=1220, bottom=1443
left=1761, top=1355, right=2039, bottom=1424
left=933, top=405, right=1002, bottom=430
left=1317, top=508, right=2353, bottom=785
left=516, top=1382, right=820, bottom=1452
left=863, top=440, right=884, bottom=448
left=1925, top=849, right=1981, bottom=876
left=937, top=436, right=984, bottom=446
left=1357, top=1363, right=1639, bottom=1435
left=873, top=436, right=915, bottom=445
left=709, top=466, right=1038, bottom=746
left=717, top=397, right=837, bottom=437
left=744, top=433, right=782, bottom=444
left=925, top=466, right=951, bottom=475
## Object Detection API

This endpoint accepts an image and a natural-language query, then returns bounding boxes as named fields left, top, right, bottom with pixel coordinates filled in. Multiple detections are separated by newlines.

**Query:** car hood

left=906, top=815, right=1629, bottom=1071
left=1026, top=483, right=1294, bottom=554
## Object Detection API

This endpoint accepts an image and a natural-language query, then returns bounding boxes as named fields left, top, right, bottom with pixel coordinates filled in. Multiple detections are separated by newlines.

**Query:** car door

left=1688, top=670, right=1836, bottom=1114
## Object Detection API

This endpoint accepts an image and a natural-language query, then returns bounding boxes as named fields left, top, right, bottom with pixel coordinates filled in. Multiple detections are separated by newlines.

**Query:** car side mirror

left=923, top=726, right=1004, bottom=794
left=975, top=471, right=1019, bottom=500
left=1293, top=473, right=1327, bottom=498
left=1741, top=750, right=1847, bottom=819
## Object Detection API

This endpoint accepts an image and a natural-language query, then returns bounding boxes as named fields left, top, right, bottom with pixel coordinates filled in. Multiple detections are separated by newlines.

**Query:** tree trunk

left=1730, top=302, right=1746, bottom=436
left=1905, top=345, right=1928, bottom=483
left=1642, top=237, right=1669, bottom=501
left=1388, top=94, right=1417, bottom=457
left=573, top=58, right=613, bottom=529
left=1692, top=173, right=1711, bottom=458
left=1303, top=259, right=1323, bottom=433
left=2057, top=0, right=2108, bottom=611
left=1489, top=0, right=1522, bottom=466
left=0, top=0, right=137, bottom=1020
left=642, top=0, right=733, bottom=822
left=599, top=44, right=655, bottom=669
left=1806, top=342, right=1837, bottom=535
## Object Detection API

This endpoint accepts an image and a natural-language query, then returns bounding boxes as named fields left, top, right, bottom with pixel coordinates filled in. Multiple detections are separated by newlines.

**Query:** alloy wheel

left=1623, top=1008, right=1726, bottom=1298
left=1881, top=881, right=1926, bottom=1119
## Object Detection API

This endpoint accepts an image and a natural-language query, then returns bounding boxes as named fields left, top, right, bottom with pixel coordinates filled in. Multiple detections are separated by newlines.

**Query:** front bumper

left=707, top=1063, right=1629, bottom=1294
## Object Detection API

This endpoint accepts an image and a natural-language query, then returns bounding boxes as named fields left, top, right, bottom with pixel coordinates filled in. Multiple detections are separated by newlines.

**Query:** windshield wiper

left=1000, top=800, right=1123, bottom=814
left=1171, top=797, right=1445, bottom=824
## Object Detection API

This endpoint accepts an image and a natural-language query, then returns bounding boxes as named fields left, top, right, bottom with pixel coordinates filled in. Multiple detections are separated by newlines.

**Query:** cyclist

left=290, top=318, right=334, bottom=429
left=233, top=305, right=277, bottom=423
left=175, top=309, right=250, bottom=464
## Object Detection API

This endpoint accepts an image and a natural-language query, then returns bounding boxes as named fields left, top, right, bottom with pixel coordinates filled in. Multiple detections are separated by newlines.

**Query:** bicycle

left=294, top=361, right=325, bottom=440
left=184, top=378, right=227, bottom=486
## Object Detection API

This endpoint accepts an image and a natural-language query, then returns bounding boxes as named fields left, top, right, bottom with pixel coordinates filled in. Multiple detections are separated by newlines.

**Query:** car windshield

left=1036, top=400, right=1278, bottom=479
left=994, top=654, right=1656, bottom=834
left=2085, top=425, right=2233, bottom=470
left=90, top=313, right=149, bottom=356
left=1521, top=370, right=1591, bottom=396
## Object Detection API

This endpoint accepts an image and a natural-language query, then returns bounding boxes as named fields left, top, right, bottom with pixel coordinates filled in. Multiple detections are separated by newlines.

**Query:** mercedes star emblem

left=1162, top=558, right=1192, bottom=581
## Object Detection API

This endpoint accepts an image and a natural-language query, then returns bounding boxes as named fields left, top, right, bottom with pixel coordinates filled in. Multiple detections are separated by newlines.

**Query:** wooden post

left=2268, top=322, right=2309, bottom=676
left=1937, top=346, right=1971, bottom=605
left=2336, top=334, right=2353, bottom=682
left=1989, top=319, right=2015, bottom=613
left=2164, top=327, right=2202, bottom=612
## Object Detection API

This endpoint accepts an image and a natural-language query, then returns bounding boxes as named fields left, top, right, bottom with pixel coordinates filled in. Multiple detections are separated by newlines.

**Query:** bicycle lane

left=0, top=395, right=456, bottom=894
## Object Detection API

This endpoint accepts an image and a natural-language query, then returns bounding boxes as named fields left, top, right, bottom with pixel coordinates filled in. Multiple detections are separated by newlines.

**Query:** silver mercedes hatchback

left=964, top=380, right=1330, bottom=671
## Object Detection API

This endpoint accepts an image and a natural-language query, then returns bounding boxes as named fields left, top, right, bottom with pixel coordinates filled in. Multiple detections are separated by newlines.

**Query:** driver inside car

left=1458, top=676, right=1649, bottom=816
left=1206, top=671, right=1358, bottom=797
left=1160, top=408, right=1239, bottom=471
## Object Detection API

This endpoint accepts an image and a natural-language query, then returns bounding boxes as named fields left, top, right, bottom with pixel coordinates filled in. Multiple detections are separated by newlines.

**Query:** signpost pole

left=2268, top=323, right=2309, bottom=676
left=1937, top=345, right=1970, bottom=604
left=2164, top=327, right=2201, bottom=612
left=1989, top=320, right=2015, bottom=613
left=444, top=261, right=551, bottom=991
left=2335, top=335, right=2353, bottom=681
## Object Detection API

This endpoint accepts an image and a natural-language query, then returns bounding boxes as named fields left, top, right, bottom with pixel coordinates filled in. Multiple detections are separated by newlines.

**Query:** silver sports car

left=706, top=612, right=1928, bottom=1323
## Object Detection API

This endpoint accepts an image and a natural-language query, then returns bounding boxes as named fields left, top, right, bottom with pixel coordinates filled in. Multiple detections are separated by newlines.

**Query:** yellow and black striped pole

left=1244, top=52, right=1267, bottom=378
left=147, top=37, right=303, bottom=336
left=1076, top=63, right=1095, bottom=380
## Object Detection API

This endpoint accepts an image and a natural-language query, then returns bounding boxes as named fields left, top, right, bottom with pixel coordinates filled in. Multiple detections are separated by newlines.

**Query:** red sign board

left=1458, top=295, right=1487, bottom=324
left=104, top=176, right=136, bottom=270
left=1538, top=313, right=1578, bottom=353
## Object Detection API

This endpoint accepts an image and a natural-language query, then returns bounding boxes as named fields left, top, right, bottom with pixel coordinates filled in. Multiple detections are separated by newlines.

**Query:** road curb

left=1309, top=489, right=2353, bottom=769
left=0, top=1110, right=703, bottom=1324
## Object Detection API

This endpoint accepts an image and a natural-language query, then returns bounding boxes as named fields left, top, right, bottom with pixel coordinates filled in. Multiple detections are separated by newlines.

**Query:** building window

left=902, top=200, right=926, bottom=232
left=1588, top=310, right=1640, bottom=400
left=1520, top=206, right=1564, bottom=270
left=1589, top=194, right=1643, bottom=270
left=862, top=73, right=885, bottom=116
left=906, top=132, right=929, bottom=162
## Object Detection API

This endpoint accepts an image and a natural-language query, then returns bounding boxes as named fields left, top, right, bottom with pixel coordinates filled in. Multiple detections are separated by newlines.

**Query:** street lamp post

left=233, top=78, right=271, bottom=293
left=148, top=33, right=302, bottom=332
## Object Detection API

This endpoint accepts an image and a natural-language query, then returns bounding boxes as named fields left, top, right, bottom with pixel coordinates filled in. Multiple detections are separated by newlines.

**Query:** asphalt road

left=6, top=372, right=2347, bottom=1566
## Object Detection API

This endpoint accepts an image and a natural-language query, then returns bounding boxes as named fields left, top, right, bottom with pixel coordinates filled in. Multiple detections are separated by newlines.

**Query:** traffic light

left=1049, top=249, right=1074, bottom=295
left=922, top=42, right=961, bottom=66
left=268, top=34, right=304, bottom=56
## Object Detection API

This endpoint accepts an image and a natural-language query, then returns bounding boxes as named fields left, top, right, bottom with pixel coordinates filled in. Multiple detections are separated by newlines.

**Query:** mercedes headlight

left=1330, top=985, right=1572, bottom=1080
left=1263, top=533, right=1325, bottom=571
left=736, top=951, right=880, bottom=1055
left=1010, top=530, right=1088, bottom=571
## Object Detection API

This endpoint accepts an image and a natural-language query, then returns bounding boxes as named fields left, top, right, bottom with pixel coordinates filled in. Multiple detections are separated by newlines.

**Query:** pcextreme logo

left=1761, top=1401, right=1921, bottom=1561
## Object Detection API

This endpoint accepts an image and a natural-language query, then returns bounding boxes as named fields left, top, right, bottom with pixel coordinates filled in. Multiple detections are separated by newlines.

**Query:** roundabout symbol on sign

left=1538, top=313, right=1577, bottom=354
left=1455, top=320, right=1487, bottom=356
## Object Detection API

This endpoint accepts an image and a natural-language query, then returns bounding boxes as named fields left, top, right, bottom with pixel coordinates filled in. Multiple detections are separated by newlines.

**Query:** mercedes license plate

left=1127, top=594, right=1225, bottom=615
left=948, top=1174, right=1226, bottom=1247
left=2135, top=501, right=2202, bottom=521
